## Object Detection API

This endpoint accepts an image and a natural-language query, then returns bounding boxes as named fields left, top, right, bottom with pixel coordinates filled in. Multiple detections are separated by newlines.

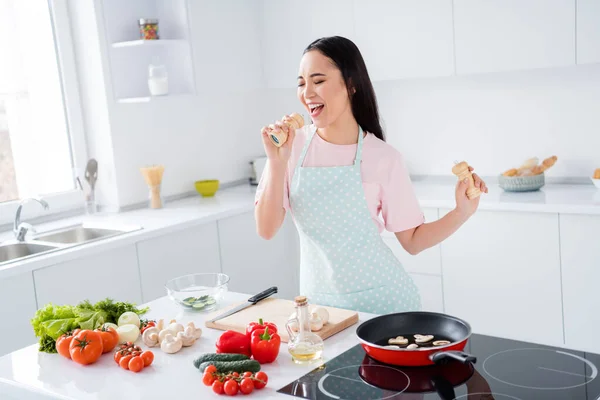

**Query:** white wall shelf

left=116, top=93, right=193, bottom=104
left=111, top=39, right=188, bottom=48
left=100, top=0, right=195, bottom=102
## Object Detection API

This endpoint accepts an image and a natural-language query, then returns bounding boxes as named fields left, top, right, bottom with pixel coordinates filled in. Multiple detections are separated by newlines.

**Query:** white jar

left=148, top=64, right=168, bottom=96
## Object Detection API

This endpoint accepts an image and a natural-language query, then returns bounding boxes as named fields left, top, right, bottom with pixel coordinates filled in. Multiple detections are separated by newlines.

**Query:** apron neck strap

left=297, top=124, right=365, bottom=167
left=354, top=125, right=364, bottom=166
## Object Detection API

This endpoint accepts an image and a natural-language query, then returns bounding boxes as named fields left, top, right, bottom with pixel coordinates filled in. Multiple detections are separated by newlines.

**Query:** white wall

left=72, top=0, right=600, bottom=211
left=99, top=1, right=268, bottom=208
left=261, top=63, right=600, bottom=181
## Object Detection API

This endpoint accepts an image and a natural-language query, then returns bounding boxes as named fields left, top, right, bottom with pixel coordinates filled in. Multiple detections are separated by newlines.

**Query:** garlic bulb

left=311, top=306, right=329, bottom=325
left=309, top=312, right=323, bottom=331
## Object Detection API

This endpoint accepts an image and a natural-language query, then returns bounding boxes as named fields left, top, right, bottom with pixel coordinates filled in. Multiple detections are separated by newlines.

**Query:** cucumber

left=192, top=353, right=250, bottom=369
left=198, top=360, right=261, bottom=374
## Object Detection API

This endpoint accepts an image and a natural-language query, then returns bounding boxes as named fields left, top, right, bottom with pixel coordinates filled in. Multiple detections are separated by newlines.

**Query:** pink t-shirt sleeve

left=381, top=153, right=424, bottom=232
left=254, top=161, right=290, bottom=211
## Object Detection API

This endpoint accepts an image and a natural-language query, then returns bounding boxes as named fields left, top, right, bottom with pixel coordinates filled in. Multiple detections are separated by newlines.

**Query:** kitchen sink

left=0, top=223, right=142, bottom=267
left=33, top=224, right=134, bottom=245
left=0, top=243, right=59, bottom=263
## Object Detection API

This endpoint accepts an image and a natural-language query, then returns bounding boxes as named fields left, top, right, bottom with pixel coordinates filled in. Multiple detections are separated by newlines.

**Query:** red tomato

left=205, top=365, right=218, bottom=375
left=128, top=356, right=144, bottom=373
left=212, top=380, right=224, bottom=395
left=240, top=378, right=254, bottom=394
left=95, top=326, right=119, bottom=354
left=224, top=379, right=239, bottom=395
left=114, top=351, right=123, bottom=364
left=202, top=371, right=215, bottom=386
left=56, top=333, right=74, bottom=359
left=242, top=371, right=253, bottom=378
left=119, top=355, right=133, bottom=370
left=141, top=351, right=154, bottom=367
left=253, top=371, right=268, bottom=389
left=69, top=330, right=103, bottom=365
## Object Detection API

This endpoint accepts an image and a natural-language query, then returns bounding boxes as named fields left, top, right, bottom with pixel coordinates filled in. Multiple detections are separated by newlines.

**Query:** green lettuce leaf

left=31, top=304, right=79, bottom=340
left=75, top=309, right=107, bottom=331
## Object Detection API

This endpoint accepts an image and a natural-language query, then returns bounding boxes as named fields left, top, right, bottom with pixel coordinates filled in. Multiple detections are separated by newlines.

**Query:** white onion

left=117, top=324, right=140, bottom=343
left=117, top=312, right=140, bottom=328
left=102, top=322, right=119, bottom=331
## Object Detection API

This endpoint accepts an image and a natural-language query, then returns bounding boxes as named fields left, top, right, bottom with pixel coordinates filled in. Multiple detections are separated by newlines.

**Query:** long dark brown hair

left=304, top=36, right=385, bottom=141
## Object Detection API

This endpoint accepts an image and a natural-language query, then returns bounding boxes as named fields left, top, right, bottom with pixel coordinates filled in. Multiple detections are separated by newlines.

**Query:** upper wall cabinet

left=353, top=0, right=455, bottom=81
left=453, top=0, right=576, bottom=75
left=577, top=0, right=600, bottom=65
left=261, top=0, right=355, bottom=89
left=188, top=0, right=263, bottom=92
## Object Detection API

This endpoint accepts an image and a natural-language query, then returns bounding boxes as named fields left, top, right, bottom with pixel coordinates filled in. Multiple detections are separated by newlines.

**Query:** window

left=0, top=0, right=86, bottom=225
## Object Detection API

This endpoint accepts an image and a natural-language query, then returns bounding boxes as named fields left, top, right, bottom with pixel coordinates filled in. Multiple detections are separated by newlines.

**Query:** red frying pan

left=356, top=311, right=476, bottom=367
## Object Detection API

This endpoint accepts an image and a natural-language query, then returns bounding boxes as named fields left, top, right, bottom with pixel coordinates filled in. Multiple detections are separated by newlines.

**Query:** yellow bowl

left=195, top=180, right=219, bottom=197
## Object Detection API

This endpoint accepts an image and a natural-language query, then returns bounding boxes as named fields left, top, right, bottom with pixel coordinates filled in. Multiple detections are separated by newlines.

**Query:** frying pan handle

left=431, top=350, right=477, bottom=364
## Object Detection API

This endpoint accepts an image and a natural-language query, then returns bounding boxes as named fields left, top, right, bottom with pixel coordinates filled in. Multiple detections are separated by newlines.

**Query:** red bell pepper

left=215, top=330, right=251, bottom=357
left=246, top=318, right=278, bottom=339
left=250, top=326, right=281, bottom=364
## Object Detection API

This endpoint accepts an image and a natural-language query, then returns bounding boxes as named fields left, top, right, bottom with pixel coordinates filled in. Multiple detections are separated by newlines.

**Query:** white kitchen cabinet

left=559, top=214, right=600, bottom=353
left=410, top=273, right=444, bottom=313
left=353, top=0, right=455, bottom=81
left=0, top=272, right=37, bottom=357
left=381, top=207, right=441, bottom=275
left=261, top=0, right=355, bottom=89
left=34, top=245, right=141, bottom=307
left=453, top=0, right=576, bottom=75
left=439, top=209, right=563, bottom=347
left=577, top=0, right=600, bottom=65
left=218, top=211, right=300, bottom=300
left=188, top=0, right=263, bottom=92
left=136, top=222, right=222, bottom=303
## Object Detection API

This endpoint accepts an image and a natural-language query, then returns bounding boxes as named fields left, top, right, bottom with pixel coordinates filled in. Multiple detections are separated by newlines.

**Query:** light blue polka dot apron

left=289, top=125, right=421, bottom=314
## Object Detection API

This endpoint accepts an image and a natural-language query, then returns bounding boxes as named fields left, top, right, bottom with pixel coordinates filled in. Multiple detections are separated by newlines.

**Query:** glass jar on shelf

left=138, top=18, right=159, bottom=40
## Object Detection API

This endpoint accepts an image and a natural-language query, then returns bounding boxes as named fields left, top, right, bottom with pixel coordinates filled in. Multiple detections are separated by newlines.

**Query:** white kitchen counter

left=1, top=180, right=598, bottom=280
left=412, top=178, right=600, bottom=215
left=0, top=291, right=373, bottom=400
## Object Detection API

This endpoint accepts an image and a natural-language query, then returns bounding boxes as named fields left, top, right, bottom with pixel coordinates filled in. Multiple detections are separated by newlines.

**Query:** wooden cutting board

left=204, top=298, right=359, bottom=343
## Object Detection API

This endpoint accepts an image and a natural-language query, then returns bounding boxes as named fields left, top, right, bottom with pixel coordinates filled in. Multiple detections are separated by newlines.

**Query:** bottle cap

left=294, top=296, right=307, bottom=306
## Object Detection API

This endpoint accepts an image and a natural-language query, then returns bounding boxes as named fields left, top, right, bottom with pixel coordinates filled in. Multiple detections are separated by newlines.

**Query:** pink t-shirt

left=255, top=125, right=424, bottom=233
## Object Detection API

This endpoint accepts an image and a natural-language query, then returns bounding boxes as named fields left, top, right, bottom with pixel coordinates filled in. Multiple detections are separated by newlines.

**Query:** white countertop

left=1, top=180, right=598, bottom=280
left=412, top=178, right=600, bottom=215
left=0, top=291, right=375, bottom=400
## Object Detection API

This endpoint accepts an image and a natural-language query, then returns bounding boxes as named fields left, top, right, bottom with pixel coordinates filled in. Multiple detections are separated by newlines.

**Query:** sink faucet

left=14, top=197, right=50, bottom=241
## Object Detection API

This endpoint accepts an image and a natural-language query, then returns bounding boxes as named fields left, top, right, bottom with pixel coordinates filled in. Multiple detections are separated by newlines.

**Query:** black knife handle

left=248, top=286, right=278, bottom=303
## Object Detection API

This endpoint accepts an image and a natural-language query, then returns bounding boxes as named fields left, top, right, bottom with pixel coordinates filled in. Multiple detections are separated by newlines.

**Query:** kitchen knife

left=207, top=286, right=278, bottom=323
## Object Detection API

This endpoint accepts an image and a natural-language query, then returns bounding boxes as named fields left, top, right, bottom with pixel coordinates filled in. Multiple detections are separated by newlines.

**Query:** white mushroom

left=311, top=306, right=329, bottom=325
left=309, top=313, right=323, bottom=332
left=160, top=333, right=183, bottom=354
left=158, top=328, right=172, bottom=343
left=407, top=344, right=419, bottom=350
left=167, top=321, right=185, bottom=334
left=415, top=334, right=434, bottom=344
left=177, top=330, right=196, bottom=347
left=186, top=322, right=202, bottom=340
left=156, top=319, right=165, bottom=331
left=384, top=345, right=401, bottom=349
left=388, top=336, right=408, bottom=345
left=142, top=327, right=160, bottom=347
left=433, top=340, right=451, bottom=346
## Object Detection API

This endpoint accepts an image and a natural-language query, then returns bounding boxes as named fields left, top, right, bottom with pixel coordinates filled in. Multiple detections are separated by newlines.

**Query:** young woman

left=255, top=36, right=487, bottom=315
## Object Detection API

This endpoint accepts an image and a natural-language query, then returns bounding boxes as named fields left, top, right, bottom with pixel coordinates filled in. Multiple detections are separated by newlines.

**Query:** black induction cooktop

left=277, top=333, right=600, bottom=399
